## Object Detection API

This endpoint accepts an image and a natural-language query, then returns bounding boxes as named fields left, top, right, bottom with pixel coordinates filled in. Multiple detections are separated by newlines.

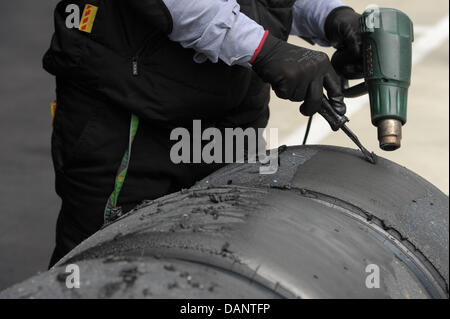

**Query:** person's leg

left=48, top=201, right=104, bottom=268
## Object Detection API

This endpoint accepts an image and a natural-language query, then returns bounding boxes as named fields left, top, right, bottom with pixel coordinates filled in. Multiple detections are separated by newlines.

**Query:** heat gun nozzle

left=378, top=119, right=402, bottom=151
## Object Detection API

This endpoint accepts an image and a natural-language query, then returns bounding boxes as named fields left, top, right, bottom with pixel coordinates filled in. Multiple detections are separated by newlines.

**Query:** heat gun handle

left=319, top=95, right=349, bottom=132
left=339, top=77, right=368, bottom=98
left=343, top=82, right=368, bottom=98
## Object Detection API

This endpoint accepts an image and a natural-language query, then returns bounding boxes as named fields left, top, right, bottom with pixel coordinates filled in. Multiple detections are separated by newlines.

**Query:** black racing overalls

left=45, top=0, right=295, bottom=266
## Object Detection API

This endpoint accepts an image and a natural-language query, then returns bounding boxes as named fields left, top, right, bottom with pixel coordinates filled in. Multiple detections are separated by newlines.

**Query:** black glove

left=252, top=33, right=346, bottom=117
left=325, top=6, right=363, bottom=79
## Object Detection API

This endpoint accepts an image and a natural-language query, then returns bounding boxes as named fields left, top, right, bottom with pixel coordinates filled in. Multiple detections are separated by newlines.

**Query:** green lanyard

left=104, top=114, right=139, bottom=223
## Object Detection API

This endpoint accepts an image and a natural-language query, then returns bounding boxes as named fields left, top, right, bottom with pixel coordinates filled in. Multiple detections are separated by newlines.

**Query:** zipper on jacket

left=131, top=33, right=155, bottom=77
left=132, top=57, right=139, bottom=76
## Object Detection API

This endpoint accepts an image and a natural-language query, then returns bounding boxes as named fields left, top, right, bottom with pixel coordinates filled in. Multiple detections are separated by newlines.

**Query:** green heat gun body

left=341, top=7, right=415, bottom=151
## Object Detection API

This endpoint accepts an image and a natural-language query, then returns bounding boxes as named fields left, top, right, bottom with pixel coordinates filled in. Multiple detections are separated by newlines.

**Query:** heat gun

left=339, top=7, right=415, bottom=151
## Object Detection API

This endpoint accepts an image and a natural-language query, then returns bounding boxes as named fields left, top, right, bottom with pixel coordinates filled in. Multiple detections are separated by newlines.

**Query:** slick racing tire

left=1, top=146, right=448, bottom=299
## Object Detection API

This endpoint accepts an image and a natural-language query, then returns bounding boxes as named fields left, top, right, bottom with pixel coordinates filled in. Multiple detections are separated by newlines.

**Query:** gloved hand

left=325, top=6, right=363, bottom=79
left=252, top=33, right=346, bottom=117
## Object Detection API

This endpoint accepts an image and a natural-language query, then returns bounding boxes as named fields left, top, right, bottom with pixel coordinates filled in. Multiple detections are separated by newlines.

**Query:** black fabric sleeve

left=128, top=0, right=174, bottom=35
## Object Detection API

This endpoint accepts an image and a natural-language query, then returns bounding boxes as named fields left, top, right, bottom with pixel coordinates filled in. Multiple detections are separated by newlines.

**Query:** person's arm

left=291, top=1, right=364, bottom=78
left=161, top=0, right=265, bottom=67
left=290, top=0, right=345, bottom=46
left=157, top=0, right=346, bottom=116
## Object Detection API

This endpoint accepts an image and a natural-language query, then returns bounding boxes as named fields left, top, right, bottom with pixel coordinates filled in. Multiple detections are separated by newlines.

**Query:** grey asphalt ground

left=0, top=1, right=448, bottom=291
left=0, top=0, right=60, bottom=289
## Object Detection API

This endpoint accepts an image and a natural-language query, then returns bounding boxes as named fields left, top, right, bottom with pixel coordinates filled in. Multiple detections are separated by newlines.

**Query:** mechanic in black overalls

left=44, top=0, right=363, bottom=266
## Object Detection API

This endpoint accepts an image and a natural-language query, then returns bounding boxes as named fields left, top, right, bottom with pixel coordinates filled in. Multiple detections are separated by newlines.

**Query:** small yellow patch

left=51, top=101, right=57, bottom=119
left=50, top=101, right=57, bottom=126
left=78, top=4, right=98, bottom=34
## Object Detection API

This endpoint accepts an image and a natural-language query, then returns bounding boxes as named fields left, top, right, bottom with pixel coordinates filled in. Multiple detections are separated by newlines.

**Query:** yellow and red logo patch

left=78, top=4, right=98, bottom=33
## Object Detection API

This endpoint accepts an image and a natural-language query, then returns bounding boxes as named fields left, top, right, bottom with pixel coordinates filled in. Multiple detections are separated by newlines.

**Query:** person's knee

left=49, top=203, right=103, bottom=267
